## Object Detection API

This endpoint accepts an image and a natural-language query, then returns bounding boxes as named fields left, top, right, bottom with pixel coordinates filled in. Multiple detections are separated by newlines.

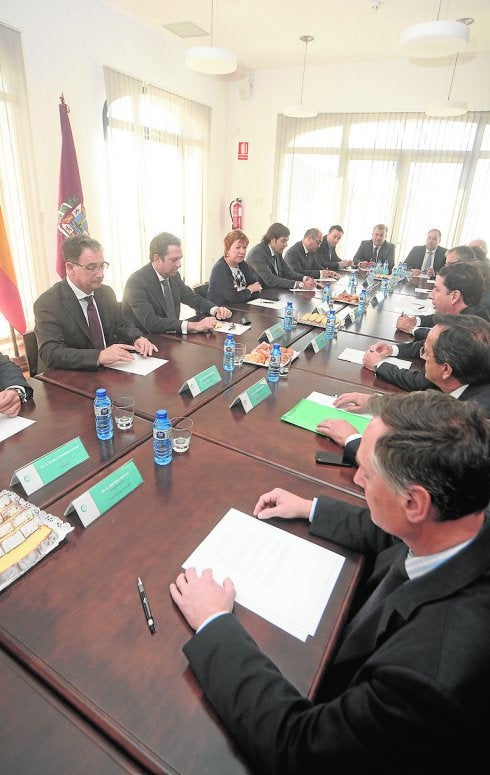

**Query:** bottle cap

left=155, top=409, right=168, bottom=419
left=95, top=388, right=107, bottom=397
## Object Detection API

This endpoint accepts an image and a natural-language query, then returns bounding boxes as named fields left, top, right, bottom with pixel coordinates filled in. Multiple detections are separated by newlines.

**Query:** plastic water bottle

left=153, top=409, right=172, bottom=466
left=381, top=277, right=388, bottom=296
left=325, top=308, right=336, bottom=341
left=284, top=301, right=294, bottom=331
left=348, top=273, right=356, bottom=294
left=223, top=333, right=235, bottom=372
left=358, top=288, right=367, bottom=315
left=367, top=265, right=375, bottom=286
left=322, top=283, right=331, bottom=305
left=267, top=343, right=281, bottom=383
left=382, top=260, right=389, bottom=275
left=94, top=388, right=113, bottom=441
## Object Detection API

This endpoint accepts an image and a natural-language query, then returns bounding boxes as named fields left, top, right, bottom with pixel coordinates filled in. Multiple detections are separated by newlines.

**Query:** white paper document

left=377, top=296, right=434, bottom=315
left=183, top=508, right=345, bottom=641
left=213, top=321, right=250, bottom=335
left=0, top=415, right=35, bottom=442
left=338, top=348, right=412, bottom=369
left=106, top=354, right=168, bottom=375
left=248, top=298, right=283, bottom=309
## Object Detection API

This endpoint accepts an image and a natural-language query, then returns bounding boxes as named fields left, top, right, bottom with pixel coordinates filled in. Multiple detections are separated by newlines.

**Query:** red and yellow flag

left=56, top=95, right=89, bottom=278
left=0, top=205, right=26, bottom=334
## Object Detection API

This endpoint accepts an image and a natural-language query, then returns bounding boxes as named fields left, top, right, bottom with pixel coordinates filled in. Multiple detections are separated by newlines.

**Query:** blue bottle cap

left=156, top=409, right=168, bottom=419
left=95, top=388, right=107, bottom=397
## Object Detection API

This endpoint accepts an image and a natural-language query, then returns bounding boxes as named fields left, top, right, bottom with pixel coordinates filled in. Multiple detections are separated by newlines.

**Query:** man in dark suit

left=34, top=235, right=156, bottom=371
left=315, top=224, right=353, bottom=270
left=0, top=352, right=33, bottom=416
left=170, top=391, right=490, bottom=772
left=284, top=228, right=339, bottom=280
left=246, top=223, right=316, bottom=290
left=123, top=232, right=231, bottom=334
left=321, top=314, right=490, bottom=463
left=404, top=228, right=446, bottom=275
left=352, top=223, right=395, bottom=272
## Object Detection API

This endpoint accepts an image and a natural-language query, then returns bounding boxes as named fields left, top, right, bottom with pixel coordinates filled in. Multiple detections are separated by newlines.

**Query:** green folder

left=281, top=398, right=371, bottom=436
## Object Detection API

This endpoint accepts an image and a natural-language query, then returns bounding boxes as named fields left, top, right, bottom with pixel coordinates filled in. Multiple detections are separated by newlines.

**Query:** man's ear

left=403, top=484, right=435, bottom=524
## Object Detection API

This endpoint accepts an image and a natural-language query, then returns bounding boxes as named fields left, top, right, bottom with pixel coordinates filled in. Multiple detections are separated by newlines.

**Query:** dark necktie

left=84, top=296, right=105, bottom=350
left=161, top=279, right=176, bottom=319
left=342, top=552, right=408, bottom=639
left=372, top=246, right=379, bottom=262
left=421, top=251, right=434, bottom=272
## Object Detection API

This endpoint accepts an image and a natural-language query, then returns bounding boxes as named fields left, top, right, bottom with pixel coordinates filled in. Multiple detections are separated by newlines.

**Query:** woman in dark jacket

left=207, top=230, right=262, bottom=306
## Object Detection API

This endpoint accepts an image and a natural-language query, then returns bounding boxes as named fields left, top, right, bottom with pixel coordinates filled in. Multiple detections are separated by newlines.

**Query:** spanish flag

left=56, top=95, right=89, bottom=278
left=0, top=205, right=26, bottom=334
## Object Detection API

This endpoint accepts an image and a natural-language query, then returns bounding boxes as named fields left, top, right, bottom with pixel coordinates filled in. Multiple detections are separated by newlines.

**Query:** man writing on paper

left=34, top=236, right=156, bottom=371
left=171, top=391, right=490, bottom=773
left=123, top=232, right=232, bottom=334
left=0, top=352, right=33, bottom=416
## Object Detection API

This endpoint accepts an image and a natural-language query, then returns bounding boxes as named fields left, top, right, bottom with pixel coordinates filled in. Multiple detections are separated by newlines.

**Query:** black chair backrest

left=193, top=282, right=209, bottom=298
left=23, top=331, right=38, bottom=377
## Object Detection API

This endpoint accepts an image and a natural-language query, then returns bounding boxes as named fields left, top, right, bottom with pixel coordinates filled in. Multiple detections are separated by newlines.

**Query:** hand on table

left=396, top=314, right=416, bottom=333
left=215, top=307, right=232, bottom=320
left=302, top=277, right=316, bottom=290
left=134, top=337, right=158, bottom=357
left=247, top=282, right=262, bottom=294
left=97, top=344, right=137, bottom=365
left=367, top=341, right=393, bottom=357
left=339, top=260, right=354, bottom=269
left=316, top=418, right=357, bottom=447
left=170, top=568, right=235, bottom=632
left=362, top=349, right=384, bottom=372
left=188, top=317, right=219, bottom=333
left=333, top=392, right=370, bottom=413
left=253, top=488, right=312, bottom=521
left=0, top=389, right=22, bottom=417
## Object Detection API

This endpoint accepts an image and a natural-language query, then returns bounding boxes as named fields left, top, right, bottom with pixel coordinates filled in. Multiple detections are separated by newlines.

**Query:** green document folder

left=281, top=398, right=372, bottom=436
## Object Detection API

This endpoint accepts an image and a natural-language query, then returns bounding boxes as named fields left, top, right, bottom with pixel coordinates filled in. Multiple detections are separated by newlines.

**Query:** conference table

left=1, top=650, right=147, bottom=775
left=0, top=436, right=364, bottom=775
left=1, top=379, right=152, bottom=509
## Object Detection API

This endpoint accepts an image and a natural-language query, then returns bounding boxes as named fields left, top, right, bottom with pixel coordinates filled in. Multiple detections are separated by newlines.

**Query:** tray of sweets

left=243, top=341, right=299, bottom=367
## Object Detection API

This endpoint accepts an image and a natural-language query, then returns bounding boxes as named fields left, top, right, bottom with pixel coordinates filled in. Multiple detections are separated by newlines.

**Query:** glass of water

left=112, top=396, right=135, bottom=430
left=171, top=416, right=193, bottom=453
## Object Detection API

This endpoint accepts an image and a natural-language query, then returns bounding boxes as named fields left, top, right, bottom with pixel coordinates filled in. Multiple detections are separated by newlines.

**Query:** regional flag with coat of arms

left=0, top=205, right=26, bottom=334
left=56, top=95, right=89, bottom=278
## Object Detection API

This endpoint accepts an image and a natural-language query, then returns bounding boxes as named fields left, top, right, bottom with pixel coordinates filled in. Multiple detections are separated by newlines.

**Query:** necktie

left=84, top=296, right=105, bottom=350
left=341, top=552, right=408, bottom=639
left=372, top=247, right=379, bottom=262
left=161, top=279, right=177, bottom=319
left=421, top=251, right=434, bottom=272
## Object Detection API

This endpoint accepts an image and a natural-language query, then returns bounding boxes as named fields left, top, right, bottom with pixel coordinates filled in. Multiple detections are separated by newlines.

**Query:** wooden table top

left=0, top=436, right=363, bottom=775
left=36, top=338, right=256, bottom=421
left=1, top=380, right=152, bottom=509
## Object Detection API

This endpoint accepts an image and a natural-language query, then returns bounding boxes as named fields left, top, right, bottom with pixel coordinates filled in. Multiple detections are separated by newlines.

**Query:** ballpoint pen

left=137, top=577, right=156, bottom=634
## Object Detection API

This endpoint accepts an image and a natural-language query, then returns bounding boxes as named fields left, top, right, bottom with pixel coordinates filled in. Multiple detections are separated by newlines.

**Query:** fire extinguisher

left=229, top=197, right=243, bottom=229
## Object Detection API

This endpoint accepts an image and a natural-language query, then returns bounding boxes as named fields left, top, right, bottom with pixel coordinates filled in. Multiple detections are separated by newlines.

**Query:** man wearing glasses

left=284, top=228, right=340, bottom=281
left=34, top=235, right=157, bottom=371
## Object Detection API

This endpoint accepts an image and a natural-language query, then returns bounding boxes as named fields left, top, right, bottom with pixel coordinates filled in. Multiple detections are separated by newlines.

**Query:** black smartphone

left=315, top=451, right=353, bottom=467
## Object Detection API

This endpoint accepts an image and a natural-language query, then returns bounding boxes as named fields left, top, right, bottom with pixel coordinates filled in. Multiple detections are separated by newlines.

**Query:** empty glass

left=171, top=416, right=193, bottom=453
left=112, top=396, right=135, bottom=430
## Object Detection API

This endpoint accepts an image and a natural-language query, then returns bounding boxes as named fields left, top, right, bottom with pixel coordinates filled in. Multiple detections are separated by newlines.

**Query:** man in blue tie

left=170, top=390, right=490, bottom=773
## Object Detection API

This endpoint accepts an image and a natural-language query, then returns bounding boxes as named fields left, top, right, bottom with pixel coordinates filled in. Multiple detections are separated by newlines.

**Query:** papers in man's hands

left=106, top=354, right=168, bottom=374
left=338, top=348, right=412, bottom=369
left=183, top=508, right=345, bottom=641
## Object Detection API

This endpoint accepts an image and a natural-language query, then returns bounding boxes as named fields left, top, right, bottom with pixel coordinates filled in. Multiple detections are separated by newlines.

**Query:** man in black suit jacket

left=404, top=228, right=446, bottom=275
left=315, top=224, right=353, bottom=270
left=170, top=392, right=490, bottom=772
left=34, top=236, right=156, bottom=371
left=284, top=228, right=339, bottom=280
left=0, top=352, right=33, bottom=416
left=246, top=223, right=316, bottom=290
left=352, top=224, right=395, bottom=272
left=122, top=232, right=231, bottom=334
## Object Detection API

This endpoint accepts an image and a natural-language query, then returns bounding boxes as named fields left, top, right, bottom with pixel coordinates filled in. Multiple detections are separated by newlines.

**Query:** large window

left=0, top=23, right=46, bottom=341
left=273, top=111, right=490, bottom=260
left=103, top=67, right=211, bottom=297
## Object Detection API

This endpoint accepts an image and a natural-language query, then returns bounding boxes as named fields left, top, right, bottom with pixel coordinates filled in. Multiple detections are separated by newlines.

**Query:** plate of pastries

left=332, top=292, right=360, bottom=305
left=297, top=311, right=328, bottom=327
left=244, top=341, right=298, bottom=366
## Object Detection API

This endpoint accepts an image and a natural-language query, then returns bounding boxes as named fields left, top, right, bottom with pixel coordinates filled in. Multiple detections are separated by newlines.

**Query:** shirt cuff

left=345, top=433, right=361, bottom=446
left=181, top=321, right=188, bottom=334
left=210, top=306, right=218, bottom=316
left=391, top=345, right=399, bottom=356
left=196, top=611, right=230, bottom=634
left=309, top=497, right=318, bottom=523
left=415, top=317, right=421, bottom=327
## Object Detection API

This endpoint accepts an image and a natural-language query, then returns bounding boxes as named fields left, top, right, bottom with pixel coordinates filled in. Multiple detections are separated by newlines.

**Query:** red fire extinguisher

left=229, top=197, right=243, bottom=229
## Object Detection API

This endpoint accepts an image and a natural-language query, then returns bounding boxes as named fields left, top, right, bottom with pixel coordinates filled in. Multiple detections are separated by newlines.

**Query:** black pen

left=137, top=577, right=156, bottom=634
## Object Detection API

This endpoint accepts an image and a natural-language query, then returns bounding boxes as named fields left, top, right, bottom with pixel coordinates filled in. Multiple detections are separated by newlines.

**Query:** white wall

left=1, top=0, right=489, bottom=285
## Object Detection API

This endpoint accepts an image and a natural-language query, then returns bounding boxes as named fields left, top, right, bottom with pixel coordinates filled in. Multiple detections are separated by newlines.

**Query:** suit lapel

left=60, top=281, right=93, bottom=345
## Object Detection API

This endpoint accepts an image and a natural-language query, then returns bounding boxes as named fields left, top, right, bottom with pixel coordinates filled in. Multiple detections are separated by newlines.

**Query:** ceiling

left=103, top=0, right=490, bottom=73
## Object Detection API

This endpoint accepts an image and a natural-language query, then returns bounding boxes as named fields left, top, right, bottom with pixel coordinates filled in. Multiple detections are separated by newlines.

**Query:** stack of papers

left=338, top=348, right=411, bottom=369
left=107, top=354, right=167, bottom=374
left=183, top=508, right=345, bottom=641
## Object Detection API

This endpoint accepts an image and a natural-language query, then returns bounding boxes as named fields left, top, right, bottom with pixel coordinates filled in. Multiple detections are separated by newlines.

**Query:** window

left=103, top=67, right=211, bottom=297
left=273, top=111, right=490, bottom=260
left=0, top=23, right=47, bottom=341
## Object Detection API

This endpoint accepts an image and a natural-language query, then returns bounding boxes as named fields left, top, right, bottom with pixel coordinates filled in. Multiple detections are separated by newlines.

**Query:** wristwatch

left=8, top=386, right=27, bottom=402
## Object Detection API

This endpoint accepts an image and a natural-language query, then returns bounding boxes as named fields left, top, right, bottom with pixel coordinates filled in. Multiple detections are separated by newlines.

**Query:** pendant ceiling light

left=185, top=0, right=237, bottom=75
left=283, top=35, right=318, bottom=119
left=399, top=5, right=472, bottom=59
left=425, top=53, right=468, bottom=117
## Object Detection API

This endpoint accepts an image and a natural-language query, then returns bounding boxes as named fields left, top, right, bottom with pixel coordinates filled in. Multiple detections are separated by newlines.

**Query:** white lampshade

left=283, top=104, right=318, bottom=119
left=399, top=20, right=469, bottom=58
left=425, top=100, right=468, bottom=117
left=185, top=46, right=237, bottom=75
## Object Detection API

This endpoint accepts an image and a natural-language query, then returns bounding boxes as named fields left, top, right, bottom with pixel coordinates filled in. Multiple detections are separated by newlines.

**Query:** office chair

left=23, top=331, right=38, bottom=377
left=193, top=282, right=209, bottom=298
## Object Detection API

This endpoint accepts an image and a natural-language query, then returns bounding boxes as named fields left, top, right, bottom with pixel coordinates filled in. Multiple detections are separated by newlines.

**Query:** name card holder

left=179, top=365, right=222, bottom=397
left=229, top=378, right=272, bottom=413
left=306, top=331, right=329, bottom=353
left=10, top=437, right=89, bottom=496
left=258, top=321, right=285, bottom=343
left=64, top=459, right=144, bottom=527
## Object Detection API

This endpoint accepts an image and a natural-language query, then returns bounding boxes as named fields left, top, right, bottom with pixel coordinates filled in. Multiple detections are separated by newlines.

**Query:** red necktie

left=84, top=296, right=105, bottom=350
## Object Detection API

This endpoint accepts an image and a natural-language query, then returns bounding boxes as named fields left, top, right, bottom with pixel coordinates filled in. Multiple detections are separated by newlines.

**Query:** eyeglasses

left=420, top=345, right=434, bottom=359
left=70, top=261, right=109, bottom=272
left=314, top=238, right=322, bottom=246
